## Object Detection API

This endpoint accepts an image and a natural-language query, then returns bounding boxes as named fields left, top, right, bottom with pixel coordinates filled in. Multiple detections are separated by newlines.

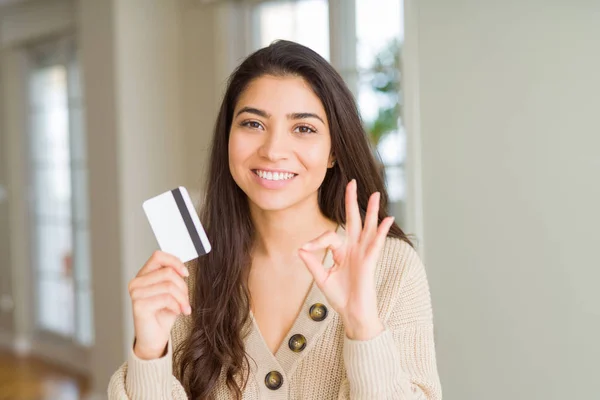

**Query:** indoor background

left=0, top=0, right=598, bottom=399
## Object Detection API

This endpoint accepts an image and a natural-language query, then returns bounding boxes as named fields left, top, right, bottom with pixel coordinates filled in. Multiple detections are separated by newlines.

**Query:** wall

left=180, top=0, right=220, bottom=199
left=417, top=1, right=600, bottom=399
left=0, top=0, right=74, bottom=46
left=0, top=40, right=16, bottom=344
left=79, top=0, right=191, bottom=392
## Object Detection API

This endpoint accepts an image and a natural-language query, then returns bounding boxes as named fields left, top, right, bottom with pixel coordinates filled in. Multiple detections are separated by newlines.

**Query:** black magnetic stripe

left=172, top=188, right=206, bottom=256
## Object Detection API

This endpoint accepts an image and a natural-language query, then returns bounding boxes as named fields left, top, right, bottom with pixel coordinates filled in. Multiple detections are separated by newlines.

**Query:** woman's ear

left=328, top=154, right=337, bottom=168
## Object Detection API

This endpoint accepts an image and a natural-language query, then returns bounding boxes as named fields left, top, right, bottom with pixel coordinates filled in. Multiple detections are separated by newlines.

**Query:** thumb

left=298, top=248, right=329, bottom=287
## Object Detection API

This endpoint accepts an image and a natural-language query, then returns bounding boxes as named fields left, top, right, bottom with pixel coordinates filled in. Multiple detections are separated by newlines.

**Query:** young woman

left=109, top=40, right=441, bottom=399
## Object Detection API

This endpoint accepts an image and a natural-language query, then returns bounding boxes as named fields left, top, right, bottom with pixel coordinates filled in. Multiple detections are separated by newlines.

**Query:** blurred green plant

left=364, top=38, right=402, bottom=146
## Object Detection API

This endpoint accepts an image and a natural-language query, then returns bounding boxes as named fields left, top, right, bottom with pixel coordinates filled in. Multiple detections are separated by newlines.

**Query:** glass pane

left=33, top=166, right=72, bottom=220
left=72, top=168, right=89, bottom=224
left=29, top=60, right=76, bottom=338
left=356, top=0, right=403, bottom=67
left=29, top=40, right=93, bottom=346
left=356, top=0, right=403, bottom=128
left=35, top=223, right=72, bottom=278
left=378, top=128, right=406, bottom=166
left=73, top=228, right=90, bottom=286
left=356, top=0, right=406, bottom=224
left=75, top=289, right=94, bottom=346
left=254, top=0, right=329, bottom=60
left=29, top=66, right=68, bottom=110
left=38, top=277, right=75, bottom=336
left=29, top=110, right=70, bottom=165
left=30, top=64, right=72, bottom=223
left=383, top=164, right=406, bottom=202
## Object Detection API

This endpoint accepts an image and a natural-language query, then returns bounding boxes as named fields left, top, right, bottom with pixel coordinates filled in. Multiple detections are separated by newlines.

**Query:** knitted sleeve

left=107, top=337, right=189, bottom=400
left=108, top=262, right=198, bottom=400
left=339, top=239, right=442, bottom=399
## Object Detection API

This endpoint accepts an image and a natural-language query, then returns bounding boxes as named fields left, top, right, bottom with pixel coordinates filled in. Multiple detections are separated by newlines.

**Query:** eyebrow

left=235, top=107, right=325, bottom=124
left=288, top=112, right=325, bottom=124
left=235, top=107, right=269, bottom=119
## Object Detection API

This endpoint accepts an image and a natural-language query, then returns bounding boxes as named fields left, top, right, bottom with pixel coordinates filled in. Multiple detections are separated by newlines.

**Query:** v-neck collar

left=244, top=225, right=344, bottom=393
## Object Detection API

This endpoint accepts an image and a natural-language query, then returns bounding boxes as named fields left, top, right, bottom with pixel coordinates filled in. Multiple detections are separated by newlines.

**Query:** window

left=252, top=0, right=329, bottom=60
left=356, top=0, right=406, bottom=226
left=27, top=38, right=93, bottom=346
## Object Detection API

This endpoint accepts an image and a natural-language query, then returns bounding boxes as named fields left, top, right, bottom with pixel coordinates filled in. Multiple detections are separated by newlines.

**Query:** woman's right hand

left=128, top=251, right=191, bottom=360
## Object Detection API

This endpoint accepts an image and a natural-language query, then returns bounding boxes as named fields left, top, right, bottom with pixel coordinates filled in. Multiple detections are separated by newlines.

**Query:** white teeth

left=255, top=170, right=295, bottom=181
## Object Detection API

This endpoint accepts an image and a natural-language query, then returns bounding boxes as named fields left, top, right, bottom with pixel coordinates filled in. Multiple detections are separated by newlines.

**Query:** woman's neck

left=249, top=198, right=338, bottom=264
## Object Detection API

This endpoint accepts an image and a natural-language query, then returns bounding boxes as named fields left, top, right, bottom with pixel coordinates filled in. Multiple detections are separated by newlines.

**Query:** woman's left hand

left=298, top=179, right=395, bottom=341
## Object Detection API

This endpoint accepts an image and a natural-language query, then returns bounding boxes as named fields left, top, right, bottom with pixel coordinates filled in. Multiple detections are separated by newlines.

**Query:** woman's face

left=229, top=75, right=334, bottom=213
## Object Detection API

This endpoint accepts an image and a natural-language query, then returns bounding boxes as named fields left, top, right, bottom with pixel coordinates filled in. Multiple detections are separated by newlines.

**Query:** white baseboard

left=31, top=338, right=90, bottom=374
left=0, top=329, right=31, bottom=355
left=0, top=329, right=13, bottom=349
left=14, top=335, right=31, bottom=355
left=0, top=328, right=89, bottom=375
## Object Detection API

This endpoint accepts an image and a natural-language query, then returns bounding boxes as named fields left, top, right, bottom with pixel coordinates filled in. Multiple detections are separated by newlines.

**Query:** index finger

left=137, top=250, right=189, bottom=278
left=345, top=179, right=362, bottom=243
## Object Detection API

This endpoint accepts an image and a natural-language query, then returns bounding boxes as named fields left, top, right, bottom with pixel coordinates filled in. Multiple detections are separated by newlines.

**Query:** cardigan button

left=288, top=334, right=307, bottom=352
left=265, top=371, right=283, bottom=390
left=309, top=303, right=328, bottom=322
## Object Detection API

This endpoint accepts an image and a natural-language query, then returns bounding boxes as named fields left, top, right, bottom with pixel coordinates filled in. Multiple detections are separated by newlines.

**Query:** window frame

left=24, top=34, right=93, bottom=366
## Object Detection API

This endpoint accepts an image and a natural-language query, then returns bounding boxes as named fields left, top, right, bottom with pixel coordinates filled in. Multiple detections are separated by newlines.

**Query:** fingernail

left=185, top=305, right=192, bottom=315
left=301, top=243, right=311, bottom=250
left=183, top=266, right=190, bottom=277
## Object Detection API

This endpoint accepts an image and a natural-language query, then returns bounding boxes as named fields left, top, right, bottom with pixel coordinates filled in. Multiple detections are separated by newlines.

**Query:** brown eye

left=242, top=121, right=264, bottom=130
left=294, top=125, right=316, bottom=134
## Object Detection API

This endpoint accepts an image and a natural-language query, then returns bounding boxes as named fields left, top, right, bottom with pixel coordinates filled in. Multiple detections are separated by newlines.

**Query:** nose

left=257, top=128, right=289, bottom=161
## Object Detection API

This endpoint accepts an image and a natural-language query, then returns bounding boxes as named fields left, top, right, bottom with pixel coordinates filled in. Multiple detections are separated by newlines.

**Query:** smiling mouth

left=252, top=169, right=297, bottom=181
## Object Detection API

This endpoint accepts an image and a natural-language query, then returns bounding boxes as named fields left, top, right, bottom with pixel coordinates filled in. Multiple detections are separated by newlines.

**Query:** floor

left=0, top=351, right=90, bottom=400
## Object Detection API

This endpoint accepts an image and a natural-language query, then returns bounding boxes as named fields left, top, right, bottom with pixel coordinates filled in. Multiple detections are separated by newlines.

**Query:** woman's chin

left=253, top=201, right=293, bottom=213
left=248, top=194, right=297, bottom=213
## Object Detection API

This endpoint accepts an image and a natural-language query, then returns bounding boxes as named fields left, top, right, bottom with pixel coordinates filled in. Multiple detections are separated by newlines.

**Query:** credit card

left=142, top=186, right=211, bottom=262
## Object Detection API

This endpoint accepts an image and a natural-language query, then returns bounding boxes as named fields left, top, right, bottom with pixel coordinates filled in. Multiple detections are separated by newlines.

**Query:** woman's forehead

left=235, top=75, right=327, bottom=119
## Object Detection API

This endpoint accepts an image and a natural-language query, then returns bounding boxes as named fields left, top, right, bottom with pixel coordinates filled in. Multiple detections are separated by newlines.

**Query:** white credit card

left=142, top=187, right=211, bottom=262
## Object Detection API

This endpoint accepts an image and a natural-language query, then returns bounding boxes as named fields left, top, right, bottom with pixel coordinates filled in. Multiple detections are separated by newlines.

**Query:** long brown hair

left=176, top=40, right=412, bottom=399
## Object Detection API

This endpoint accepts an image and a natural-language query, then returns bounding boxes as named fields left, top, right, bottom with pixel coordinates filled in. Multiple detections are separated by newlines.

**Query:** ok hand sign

left=298, top=179, right=395, bottom=340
